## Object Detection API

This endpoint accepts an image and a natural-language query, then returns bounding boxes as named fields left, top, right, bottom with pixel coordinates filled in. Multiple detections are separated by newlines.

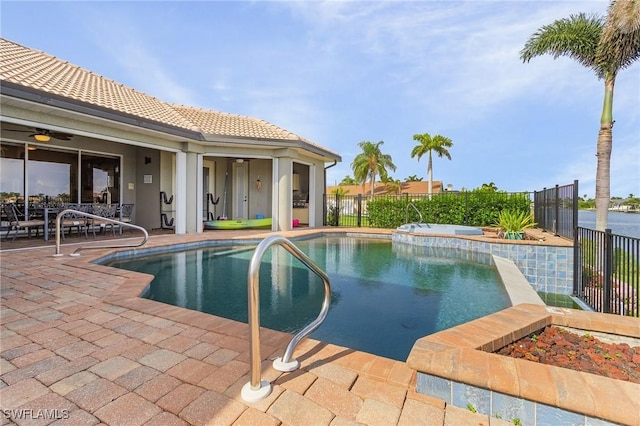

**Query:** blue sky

left=2, top=1, right=638, bottom=198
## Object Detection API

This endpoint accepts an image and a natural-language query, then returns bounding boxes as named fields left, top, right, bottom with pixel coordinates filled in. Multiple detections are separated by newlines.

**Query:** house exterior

left=0, top=38, right=341, bottom=233
left=326, top=180, right=443, bottom=196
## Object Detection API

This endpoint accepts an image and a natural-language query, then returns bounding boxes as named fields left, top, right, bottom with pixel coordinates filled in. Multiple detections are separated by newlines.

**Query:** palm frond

left=607, top=0, right=640, bottom=33
left=520, top=13, right=603, bottom=72
left=597, top=0, right=640, bottom=75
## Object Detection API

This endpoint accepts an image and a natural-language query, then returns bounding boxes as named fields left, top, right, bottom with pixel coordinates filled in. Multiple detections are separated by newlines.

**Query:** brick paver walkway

left=1, top=230, right=514, bottom=425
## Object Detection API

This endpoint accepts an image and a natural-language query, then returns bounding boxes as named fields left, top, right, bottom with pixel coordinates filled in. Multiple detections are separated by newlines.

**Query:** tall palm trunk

left=595, top=75, right=615, bottom=231
left=370, top=171, right=375, bottom=196
left=427, top=151, right=433, bottom=199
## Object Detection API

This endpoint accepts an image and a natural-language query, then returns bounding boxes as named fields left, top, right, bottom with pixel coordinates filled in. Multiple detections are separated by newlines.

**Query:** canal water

left=578, top=210, right=640, bottom=238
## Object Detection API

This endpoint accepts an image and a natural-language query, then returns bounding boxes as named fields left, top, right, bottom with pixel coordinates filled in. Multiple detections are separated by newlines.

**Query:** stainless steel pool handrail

left=242, top=234, right=331, bottom=402
left=405, top=202, right=424, bottom=225
left=53, top=209, right=148, bottom=256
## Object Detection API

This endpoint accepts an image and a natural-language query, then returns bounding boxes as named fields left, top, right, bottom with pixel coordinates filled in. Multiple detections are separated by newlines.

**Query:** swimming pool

left=105, top=236, right=510, bottom=360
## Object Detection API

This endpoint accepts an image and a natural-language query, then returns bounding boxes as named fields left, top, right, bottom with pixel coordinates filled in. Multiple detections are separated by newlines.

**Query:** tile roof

left=0, top=38, right=198, bottom=132
left=0, top=38, right=338, bottom=157
left=171, top=104, right=303, bottom=141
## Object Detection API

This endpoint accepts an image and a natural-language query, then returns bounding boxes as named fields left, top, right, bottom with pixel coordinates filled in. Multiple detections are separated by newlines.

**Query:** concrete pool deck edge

left=6, top=227, right=623, bottom=426
left=406, top=304, right=640, bottom=425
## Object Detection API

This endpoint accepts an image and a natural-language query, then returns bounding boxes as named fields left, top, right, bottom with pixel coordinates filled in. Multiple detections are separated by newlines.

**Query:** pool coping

left=88, top=229, right=545, bottom=318
left=406, top=304, right=640, bottom=425
left=88, top=231, right=542, bottom=355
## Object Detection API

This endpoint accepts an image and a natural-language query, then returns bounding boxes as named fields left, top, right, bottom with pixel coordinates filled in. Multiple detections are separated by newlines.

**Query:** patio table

left=31, top=207, right=62, bottom=241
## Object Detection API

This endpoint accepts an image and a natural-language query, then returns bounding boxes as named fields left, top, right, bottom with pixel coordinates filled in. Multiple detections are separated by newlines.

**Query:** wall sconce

left=256, top=176, right=262, bottom=192
left=145, top=156, right=151, bottom=165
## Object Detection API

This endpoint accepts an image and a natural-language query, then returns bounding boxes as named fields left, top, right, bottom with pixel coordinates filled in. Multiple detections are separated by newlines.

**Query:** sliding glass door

left=0, top=142, right=121, bottom=211
left=28, top=146, right=78, bottom=204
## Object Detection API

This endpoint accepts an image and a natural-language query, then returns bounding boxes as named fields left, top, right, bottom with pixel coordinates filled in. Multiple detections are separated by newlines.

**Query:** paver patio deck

left=0, top=228, right=596, bottom=425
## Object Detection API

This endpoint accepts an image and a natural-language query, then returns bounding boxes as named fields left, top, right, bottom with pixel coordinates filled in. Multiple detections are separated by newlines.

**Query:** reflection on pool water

left=538, top=292, right=582, bottom=309
left=105, top=237, right=510, bottom=361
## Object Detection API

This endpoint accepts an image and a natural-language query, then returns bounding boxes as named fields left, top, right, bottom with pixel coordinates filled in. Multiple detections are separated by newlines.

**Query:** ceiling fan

left=4, top=127, right=74, bottom=142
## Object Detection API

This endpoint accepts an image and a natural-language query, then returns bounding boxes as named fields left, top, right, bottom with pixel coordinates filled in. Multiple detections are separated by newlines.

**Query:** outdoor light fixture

left=33, top=133, right=51, bottom=142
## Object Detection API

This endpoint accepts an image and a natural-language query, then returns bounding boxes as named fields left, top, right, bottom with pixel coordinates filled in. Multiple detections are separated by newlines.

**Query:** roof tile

left=0, top=39, right=198, bottom=131
left=0, top=37, right=339, bottom=158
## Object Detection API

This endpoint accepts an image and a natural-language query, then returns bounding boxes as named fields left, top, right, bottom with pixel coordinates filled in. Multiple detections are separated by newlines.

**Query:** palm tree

left=385, top=178, right=402, bottom=196
left=351, top=141, right=397, bottom=196
left=330, top=186, right=349, bottom=196
left=410, top=133, right=453, bottom=197
left=480, top=182, right=499, bottom=192
left=521, top=1, right=640, bottom=230
left=339, top=175, right=357, bottom=185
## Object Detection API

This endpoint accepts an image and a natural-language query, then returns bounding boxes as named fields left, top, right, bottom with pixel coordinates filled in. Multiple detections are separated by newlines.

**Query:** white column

left=196, top=154, right=203, bottom=232
left=309, top=164, right=317, bottom=227
left=275, top=157, right=293, bottom=231
left=271, top=160, right=279, bottom=230
left=175, top=151, right=187, bottom=234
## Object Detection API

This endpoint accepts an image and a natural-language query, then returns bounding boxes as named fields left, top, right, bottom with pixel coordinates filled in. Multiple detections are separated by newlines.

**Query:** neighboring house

left=609, top=198, right=639, bottom=212
left=325, top=181, right=444, bottom=217
left=326, top=181, right=443, bottom=196
left=0, top=38, right=341, bottom=232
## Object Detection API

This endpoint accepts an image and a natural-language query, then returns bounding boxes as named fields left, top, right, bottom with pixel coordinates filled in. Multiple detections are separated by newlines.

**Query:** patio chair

left=119, top=203, right=135, bottom=233
left=59, top=203, right=91, bottom=240
left=91, top=204, right=118, bottom=238
left=2, top=203, right=46, bottom=241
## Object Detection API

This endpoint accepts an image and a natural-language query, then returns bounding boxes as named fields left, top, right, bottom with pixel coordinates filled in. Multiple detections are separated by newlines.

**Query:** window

left=28, top=146, right=78, bottom=204
left=0, top=141, right=121, bottom=206
left=81, top=154, right=120, bottom=203
left=0, top=143, right=25, bottom=204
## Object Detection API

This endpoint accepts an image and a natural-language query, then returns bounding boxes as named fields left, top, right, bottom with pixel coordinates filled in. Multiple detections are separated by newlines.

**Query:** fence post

left=572, top=180, right=579, bottom=241
left=573, top=227, right=581, bottom=295
left=542, top=187, right=547, bottom=232
left=603, top=228, right=613, bottom=313
left=464, top=192, right=469, bottom=226
left=533, top=190, right=538, bottom=226
left=322, top=194, right=327, bottom=226
left=357, top=194, right=362, bottom=227
left=553, top=185, right=560, bottom=235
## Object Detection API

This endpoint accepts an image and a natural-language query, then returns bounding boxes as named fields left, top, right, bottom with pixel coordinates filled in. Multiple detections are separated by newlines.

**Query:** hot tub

left=396, top=223, right=484, bottom=236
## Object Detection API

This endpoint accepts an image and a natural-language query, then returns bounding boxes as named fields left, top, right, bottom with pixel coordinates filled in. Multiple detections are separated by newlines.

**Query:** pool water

left=538, top=292, right=582, bottom=309
left=106, top=237, right=510, bottom=360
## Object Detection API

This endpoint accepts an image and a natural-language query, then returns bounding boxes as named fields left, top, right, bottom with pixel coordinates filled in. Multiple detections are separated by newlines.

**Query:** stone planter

left=406, top=304, right=640, bottom=426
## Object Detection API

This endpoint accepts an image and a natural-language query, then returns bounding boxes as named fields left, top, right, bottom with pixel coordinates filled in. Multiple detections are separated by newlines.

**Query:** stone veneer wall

left=415, top=373, right=614, bottom=426
left=392, top=233, right=573, bottom=295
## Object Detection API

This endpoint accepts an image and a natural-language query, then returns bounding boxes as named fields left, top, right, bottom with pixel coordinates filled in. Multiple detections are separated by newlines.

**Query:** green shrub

left=365, top=190, right=531, bottom=228
left=494, top=210, right=536, bottom=237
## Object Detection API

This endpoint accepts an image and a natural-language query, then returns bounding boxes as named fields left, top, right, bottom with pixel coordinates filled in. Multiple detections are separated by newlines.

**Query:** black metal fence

left=574, top=227, right=639, bottom=317
left=533, top=180, right=578, bottom=240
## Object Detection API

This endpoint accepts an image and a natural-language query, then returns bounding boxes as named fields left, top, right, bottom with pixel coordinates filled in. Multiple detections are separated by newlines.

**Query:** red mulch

left=496, top=326, right=640, bottom=383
